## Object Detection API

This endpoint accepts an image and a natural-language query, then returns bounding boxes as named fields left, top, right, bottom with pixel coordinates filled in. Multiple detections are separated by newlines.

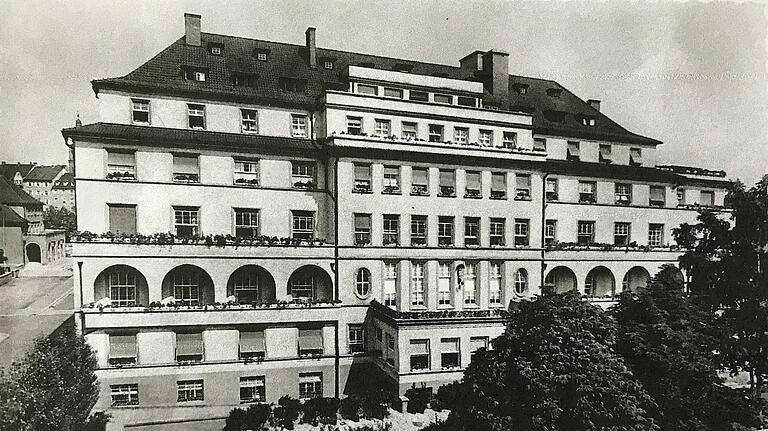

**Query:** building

left=22, top=164, right=67, bottom=208
left=61, top=14, right=730, bottom=428
left=0, top=204, right=28, bottom=270
left=0, top=161, right=37, bottom=186
left=50, top=173, right=75, bottom=210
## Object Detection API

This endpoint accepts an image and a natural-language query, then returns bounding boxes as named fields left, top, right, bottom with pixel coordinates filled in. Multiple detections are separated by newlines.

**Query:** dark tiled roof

left=0, top=163, right=36, bottom=181
left=92, top=33, right=660, bottom=146
left=0, top=175, right=41, bottom=207
left=546, top=159, right=683, bottom=184
left=0, top=204, right=28, bottom=227
left=24, top=165, right=66, bottom=182
left=52, top=173, right=74, bottom=190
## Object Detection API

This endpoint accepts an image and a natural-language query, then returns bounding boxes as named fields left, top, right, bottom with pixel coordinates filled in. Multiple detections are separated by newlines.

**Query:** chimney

left=184, top=13, right=202, bottom=47
left=305, top=27, right=317, bottom=68
left=481, top=49, right=510, bottom=100
left=587, top=99, right=601, bottom=112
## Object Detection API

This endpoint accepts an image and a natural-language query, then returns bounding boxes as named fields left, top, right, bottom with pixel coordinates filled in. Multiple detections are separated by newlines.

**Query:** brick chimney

left=587, top=99, right=601, bottom=112
left=481, top=50, right=509, bottom=100
left=184, top=13, right=201, bottom=46
left=305, top=27, right=317, bottom=68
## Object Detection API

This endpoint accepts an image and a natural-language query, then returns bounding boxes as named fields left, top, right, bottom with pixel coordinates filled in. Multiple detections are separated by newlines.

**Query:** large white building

left=62, top=13, right=730, bottom=429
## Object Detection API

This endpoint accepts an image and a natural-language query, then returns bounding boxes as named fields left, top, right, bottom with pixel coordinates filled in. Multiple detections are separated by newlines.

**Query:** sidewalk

left=18, top=258, right=73, bottom=278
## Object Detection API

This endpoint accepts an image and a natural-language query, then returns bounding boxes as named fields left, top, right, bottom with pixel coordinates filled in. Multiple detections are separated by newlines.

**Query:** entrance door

left=26, top=243, right=41, bottom=263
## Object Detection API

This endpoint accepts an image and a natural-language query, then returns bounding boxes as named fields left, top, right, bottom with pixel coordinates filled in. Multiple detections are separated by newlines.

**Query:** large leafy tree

left=446, top=290, right=658, bottom=431
left=43, top=206, right=76, bottom=239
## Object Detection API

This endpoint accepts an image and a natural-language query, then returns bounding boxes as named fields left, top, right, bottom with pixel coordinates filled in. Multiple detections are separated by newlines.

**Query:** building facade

left=62, top=14, right=730, bottom=428
left=22, top=164, right=67, bottom=209
left=50, top=172, right=75, bottom=210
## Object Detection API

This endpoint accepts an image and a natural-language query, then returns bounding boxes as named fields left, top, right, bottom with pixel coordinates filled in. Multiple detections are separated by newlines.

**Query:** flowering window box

left=410, top=185, right=429, bottom=196
left=173, top=173, right=200, bottom=183
left=438, top=186, right=456, bottom=197
left=234, top=177, right=260, bottom=187
left=464, top=189, right=482, bottom=199
left=382, top=185, right=401, bottom=195
left=106, top=171, right=136, bottom=181
left=490, top=190, right=507, bottom=200
left=293, top=180, right=316, bottom=190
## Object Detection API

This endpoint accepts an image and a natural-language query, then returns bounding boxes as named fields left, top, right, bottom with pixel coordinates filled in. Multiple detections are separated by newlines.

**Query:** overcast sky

left=1, top=0, right=766, bottom=184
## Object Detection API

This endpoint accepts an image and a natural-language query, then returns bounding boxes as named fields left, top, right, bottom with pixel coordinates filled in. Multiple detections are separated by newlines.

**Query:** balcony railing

left=411, top=185, right=429, bottom=196
left=545, top=241, right=680, bottom=252
left=72, top=231, right=329, bottom=247
left=370, top=299, right=509, bottom=320
left=83, top=297, right=342, bottom=312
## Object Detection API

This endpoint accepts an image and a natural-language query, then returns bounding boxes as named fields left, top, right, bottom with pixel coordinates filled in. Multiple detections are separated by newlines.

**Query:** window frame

left=177, top=379, right=204, bottom=402
left=111, top=384, right=139, bottom=407
left=577, top=220, right=596, bottom=245
left=355, top=268, right=371, bottom=298
left=131, top=99, right=150, bottom=125
left=410, top=215, right=428, bottom=246
left=614, top=222, right=631, bottom=246
left=239, top=376, right=265, bottom=404
left=187, top=104, right=206, bottom=130
left=240, top=109, right=258, bottom=134
left=291, top=114, right=309, bottom=138
left=234, top=208, right=260, bottom=238
left=428, top=124, right=444, bottom=142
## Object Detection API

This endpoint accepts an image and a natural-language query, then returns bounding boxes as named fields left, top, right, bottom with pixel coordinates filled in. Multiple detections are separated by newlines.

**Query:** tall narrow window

left=241, top=109, right=258, bottom=133
left=383, top=166, right=401, bottom=194
left=374, top=119, right=391, bottom=137
left=463, top=262, right=477, bottom=305
left=545, top=220, right=557, bottom=245
left=291, top=114, right=308, bottom=138
left=491, top=172, right=506, bottom=199
left=410, top=215, right=427, bottom=246
left=514, top=269, right=528, bottom=295
left=546, top=178, right=559, bottom=201
left=464, top=217, right=480, bottom=246
left=353, top=164, right=372, bottom=193
left=615, top=183, right=632, bottom=205
left=411, top=167, right=429, bottom=196
left=465, top=171, right=481, bottom=198
left=649, top=186, right=666, bottom=208
left=172, top=154, right=199, bottom=183
left=440, top=338, right=460, bottom=369
left=514, top=219, right=529, bottom=246
left=428, top=124, right=444, bottom=142
left=502, top=132, right=517, bottom=148
left=438, top=170, right=456, bottom=197
left=411, top=263, right=425, bottom=306
left=567, top=141, right=580, bottom=161
left=346, top=116, right=363, bottom=135
left=438, top=262, right=452, bottom=306
left=131, top=99, right=150, bottom=124
left=355, top=268, right=371, bottom=298
left=677, top=188, right=686, bottom=206
left=515, top=174, right=531, bottom=199
left=490, top=218, right=505, bottom=246
left=187, top=104, right=205, bottom=129
left=173, top=206, right=199, bottom=237
left=239, top=377, right=265, bottom=404
left=291, top=211, right=315, bottom=240
left=489, top=262, right=502, bottom=306
left=401, top=122, right=417, bottom=140
left=107, top=151, right=136, bottom=180
left=410, top=339, right=430, bottom=370
left=577, top=221, right=595, bottom=245
left=383, top=215, right=399, bottom=245
left=383, top=262, right=397, bottom=306
left=648, top=223, right=664, bottom=247
left=348, top=324, right=365, bottom=354
left=614, top=222, right=631, bottom=246
left=438, top=216, right=454, bottom=246
left=454, top=127, right=469, bottom=144
left=478, top=130, right=493, bottom=146
left=234, top=209, right=260, bottom=238
left=291, top=161, right=316, bottom=189
left=354, top=214, right=372, bottom=245
left=108, top=268, right=137, bottom=307
left=579, top=181, right=596, bottom=203
left=234, top=159, right=259, bottom=186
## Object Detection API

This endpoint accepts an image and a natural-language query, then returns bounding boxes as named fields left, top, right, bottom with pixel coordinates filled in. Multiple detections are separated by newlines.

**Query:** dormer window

left=546, top=88, right=562, bottom=98
left=512, top=83, right=529, bottom=95
left=181, top=66, right=207, bottom=82
left=254, top=48, right=270, bottom=61
left=208, top=43, right=223, bottom=55
left=393, top=63, right=413, bottom=73
left=323, top=61, right=334, bottom=70
left=231, top=72, right=259, bottom=88
left=582, top=116, right=596, bottom=127
left=279, top=78, right=307, bottom=93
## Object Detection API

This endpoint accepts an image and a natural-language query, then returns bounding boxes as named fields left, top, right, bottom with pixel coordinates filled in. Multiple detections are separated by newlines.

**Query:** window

left=490, top=218, right=505, bottom=246
left=291, top=211, right=315, bottom=240
left=374, top=119, right=391, bottom=137
left=240, top=377, right=265, bottom=404
left=131, top=99, right=150, bottom=124
left=383, top=262, right=397, bottom=306
left=463, top=263, right=477, bottom=305
left=464, top=217, right=480, bottom=246
left=349, top=324, right=365, bottom=353
left=355, top=268, right=371, bottom=298
left=438, top=216, right=454, bottom=246
left=470, top=336, right=489, bottom=361
left=489, top=262, right=502, bottom=305
left=545, top=220, right=557, bottom=245
left=323, top=61, right=334, bottom=70
left=438, top=170, right=456, bottom=197
left=237, top=109, right=259, bottom=134
left=291, top=161, right=316, bottom=189
left=514, top=219, right=529, bottom=246
left=353, top=164, right=371, bottom=193
left=383, top=87, right=403, bottom=98
left=173, top=206, right=199, bottom=237
left=577, top=221, right=595, bottom=245
left=502, top=132, right=517, bottom=148
left=440, top=338, right=460, bottom=369
left=111, top=384, right=139, bottom=407
left=648, top=224, right=664, bottom=247
left=347, top=116, right=363, bottom=135
left=298, top=328, right=324, bottom=357
left=411, top=263, right=425, bottom=306
left=630, top=148, right=642, bottom=166
left=438, top=262, right=452, bottom=306
left=457, top=96, right=475, bottom=107
left=234, top=209, right=260, bottom=238
left=288, top=115, right=309, bottom=138
left=428, top=124, right=444, bottom=142
left=579, top=181, right=596, bottom=203
left=401, top=122, right=417, bottom=140
left=182, top=67, right=207, bottom=82
left=383, top=215, right=399, bottom=245
left=546, top=178, right=559, bottom=201
left=582, top=116, right=596, bottom=126
left=454, top=127, right=469, bottom=144
left=383, top=166, right=401, bottom=194
left=464, top=171, right=481, bottom=198
left=279, top=78, right=307, bottom=93
left=231, top=72, right=259, bottom=87
left=256, top=51, right=268, bottom=61
left=357, top=84, right=378, bottom=95
left=410, top=339, right=430, bottom=370
left=411, top=167, right=429, bottom=195
left=109, top=334, right=137, bottom=366
left=478, top=130, right=493, bottom=146
left=354, top=214, right=371, bottom=245
left=515, top=174, right=531, bottom=199
left=239, top=331, right=266, bottom=361
left=409, top=90, right=429, bottom=102
left=514, top=269, right=528, bottom=295
left=615, top=183, right=632, bottom=205
left=533, top=138, right=547, bottom=151
left=107, top=151, right=136, bottom=180
left=700, top=191, right=715, bottom=206
left=108, top=204, right=137, bottom=235
left=567, top=141, right=580, bottom=161
left=649, top=186, right=665, bottom=208
left=299, top=373, right=323, bottom=399
left=410, top=215, right=427, bottom=246
left=433, top=94, right=452, bottom=104
left=187, top=104, right=205, bottom=129
left=599, top=144, right=612, bottom=163
left=176, top=333, right=203, bottom=362
left=234, top=159, right=260, bottom=186
left=614, top=222, right=631, bottom=246
left=491, top=172, right=506, bottom=199
left=173, top=154, right=199, bottom=183
left=677, top=188, right=686, bottom=206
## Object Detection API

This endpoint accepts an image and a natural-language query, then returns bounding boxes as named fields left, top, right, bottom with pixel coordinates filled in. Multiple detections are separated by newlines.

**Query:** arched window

left=514, top=269, right=528, bottom=296
left=355, top=268, right=371, bottom=298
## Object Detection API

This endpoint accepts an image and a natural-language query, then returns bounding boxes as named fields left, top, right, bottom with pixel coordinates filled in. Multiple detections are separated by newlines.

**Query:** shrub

left=404, top=388, right=430, bottom=414
left=432, top=381, right=462, bottom=412
left=272, top=396, right=300, bottom=430
left=339, top=396, right=363, bottom=421
left=300, top=397, right=339, bottom=426
left=223, top=403, right=271, bottom=430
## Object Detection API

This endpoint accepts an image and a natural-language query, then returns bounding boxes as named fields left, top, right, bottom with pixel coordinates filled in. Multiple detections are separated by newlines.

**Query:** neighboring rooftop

left=52, top=173, right=74, bottom=190
left=0, top=175, right=42, bottom=207
left=24, top=165, right=66, bottom=182
left=0, top=162, right=37, bottom=181
left=0, top=204, right=28, bottom=227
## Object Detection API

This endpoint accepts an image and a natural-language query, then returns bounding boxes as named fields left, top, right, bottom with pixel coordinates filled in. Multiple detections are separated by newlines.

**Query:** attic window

left=546, top=88, right=562, bottom=98
left=393, top=63, right=414, bottom=73
left=582, top=116, right=596, bottom=127
left=208, top=43, right=224, bottom=56
left=231, top=72, right=259, bottom=88
left=512, top=83, right=529, bottom=95
left=253, top=48, right=270, bottom=61
left=542, top=110, right=566, bottom=123
left=181, top=66, right=208, bottom=82
left=323, top=61, right=334, bottom=70
left=279, top=77, right=307, bottom=93
left=358, top=62, right=375, bottom=68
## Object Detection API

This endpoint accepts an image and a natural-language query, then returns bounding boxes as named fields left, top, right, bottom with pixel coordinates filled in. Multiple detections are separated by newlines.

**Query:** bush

left=272, top=396, right=300, bottom=430
left=83, top=411, right=111, bottom=431
left=300, top=397, right=339, bottom=426
left=432, top=382, right=462, bottom=412
left=339, top=396, right=363, bottom=421
left=404, top=388, right=430, bottom=414
left=223, top=403, right=271, bottom=430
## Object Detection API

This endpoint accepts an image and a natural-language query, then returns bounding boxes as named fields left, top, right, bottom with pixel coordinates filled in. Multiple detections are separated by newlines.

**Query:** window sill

left=410, top=192, right=430, bottom=197
left=352, top=189, right=373, bottom=194
left=463, top=304, right=480, bottom=308
left=438, top=194, right=456, bottom=198
left=382, top=190, right=402, bottom=195
left=437, top=305, right=454, bottom=310
left=233, top=182, right=260, bottom=187
left=489, top=196, right=507, bottom=201
left=463, top=194, right=482, bottom=199
left=410, top=306, right=427, bottom=311
left=441, top=366, right=462, bottom=371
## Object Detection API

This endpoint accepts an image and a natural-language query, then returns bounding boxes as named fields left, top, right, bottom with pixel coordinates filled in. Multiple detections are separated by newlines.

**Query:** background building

left=22, top=164, right=67, bottom=208
left=50, top=173, right=75, bottom=210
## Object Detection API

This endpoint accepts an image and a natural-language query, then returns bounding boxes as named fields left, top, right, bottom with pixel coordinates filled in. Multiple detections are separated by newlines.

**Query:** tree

left=612, top=265, right=762, bottom=430
left=446, top=290, right=658, bottom=431
left=0, top=320, right=101, bottom=431
left=43, top=206, right=76, bottom=240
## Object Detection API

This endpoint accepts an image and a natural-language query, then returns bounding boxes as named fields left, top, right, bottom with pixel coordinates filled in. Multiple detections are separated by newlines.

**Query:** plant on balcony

left=438, top=186, right=455, bottom=197
left=71, top=231, right=329, bottom=248
left=293, top=180, right=316, bottom=190
left=233, top=178, right=259, bottom=186
left=464, top=189, right=481, bottom=199
left=173, top=173, right=199, bottom=183
left=514, top=190, right=532, bottom=201
left=382, top=185, right=400, bottom=194
left=490, top=190, right=506, bottom=199
left=411, top=185, right=429, bottom=196
left=106, top=171, right=135, bottom=180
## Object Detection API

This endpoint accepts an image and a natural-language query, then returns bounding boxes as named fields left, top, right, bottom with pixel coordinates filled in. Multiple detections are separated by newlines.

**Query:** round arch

left=94, top=264, right=149, bottom=307
left=288, top=265, right=333, bottom=302
left=585, top=266, right=616, bottom=297
left=26, top=243, right=41, bottom=263
left=544, top=266, right=577, bottom=294
left=623, top=266, right=651, bottom=293
left=226, top=265, right=276, bottom=304
left=161, top=264, right=215, bottom=306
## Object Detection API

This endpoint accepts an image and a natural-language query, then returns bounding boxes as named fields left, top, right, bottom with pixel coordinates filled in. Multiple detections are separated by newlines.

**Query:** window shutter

left=110, top=335, right=137, bottom=358
left=650, top=187, right=665, bottom=201
left=239, top=331, right=265, bottom=353
left=516, top=174, right=531, bottom=189
left=108, top=152, right=135, bottom=166
left=492, top=173, right=505, bottom=190
left=439, top=170, right=454, bottom=186
left=440, top=338, right=459, bottom=352
left=410, top=340, right=429, bottom=354
left=299, top=328, right=324, bottom=351
left=108, top=205, right=137, bottom=234
left=354, top=165, right=370, bottom=180
left=176, top=333, right=203, bottom=356
left=354, top=215, right=371, bottom=230
left=466, top=172, right=481, bottom=189
left=173, top=156, right=198, bottom=174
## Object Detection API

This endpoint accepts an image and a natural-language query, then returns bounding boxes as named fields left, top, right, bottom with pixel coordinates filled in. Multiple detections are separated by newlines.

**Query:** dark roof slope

left=52, top=173, right=74, bottom=190
left=0, top=163, right=36, bottom=181
left=25, top=165, right=66, bottom=182
left=0, top=204, right=28, bottom=227
left=0, top=175, right=41, bottom=207
left=92, top=32, right=659, bottom=146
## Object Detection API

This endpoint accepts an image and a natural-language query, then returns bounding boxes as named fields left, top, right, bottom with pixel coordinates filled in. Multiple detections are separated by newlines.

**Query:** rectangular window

left=438, top=170, right=456, bottom=197
left=410, top=339, right=430, bottom=370
left=383, top=166, right=401, bottom=194
left=176, top=333, right=203, bottom=363
left=234, top=209, right=260, bottom=238
left=579, top=181, right=596, bottom=203
left=599, top=144, right=612, bottom=163
left=502, top=132, right=517, bottom=148
left=457, top=96, right=475, bottom=107
left=454, top=127, right=469, bottom=144
left=440, top=338, right=460, bottom=369
left=615, top=183, right=632, bottom=205
left=109, top=334, right=137, bottom=366
left=291, top=114, right=308, bottom=138
left=383, top=215, right=399, bottom=245
left=299, top=373, right=323, bottom=400
left=614, top=222, right=631, bottom=246
left=546, top=178, right=559, bottom=201
left=348, top=324, right=365, bottom=354
left=438, top=262, right=452, bottom=306
left=357, top=84, right=378, bottom=95
left=353, top=163, right=371, bottom=192
left=383, top=87, right=403, bottom=98
left=577, top=221, right=595, bottom=245
left=410, top=215, right=427, bottom=246
left=173, top=206, right=199, bottom=237
left=515, top=174, right=531, bottom=199
left=291, top=161, right=316, bottom=189
left=428, top=124, right=444, bottom=142
left=280, top=78, right=306, bottom=93
left=700, top=191, right=715, bottom=206
left=108, top=204, right=137, bottom=235
left=111, top=384, right=139, bottom=407
left=346, top=116, right=363, bottom=135
left=411, top=263, right=425, bottom=306
left=239, top=377, right=265, bottom=404
left=433, top=94, right=453, bottom=104
left=131, top=99, right=150, bottom=124
left=374, top=119, right=391, bottom=137
left=409, top=90, right=429, bottom=102
left=108, top=269, right=137, bottom=307
left=470, top=336, right=489, bottom=361
left=491, top=172, right=506, bottom=199
left=411, top=167, right=429, bottom=196
left=490, top=218, right=505, bottom=246
left=648, top=223, right=664, bottom=247
left=241, top=109, right=258, bottom=133
left=463, top=262, right=477, bottom=305
left=465, top=171, right=481, bottom=198
left=231, top=71, right=258, bottom=87
left=173, top=154, right=199, bottom=183
left=533, top=138, right=547, bottom=151
left=230, top=158, right=260, bottom=186
left=383, top=262, right=398, bottom=306
left=354, top=213, right=372, bottom=245
left=677, top=188, right=686, bottom=206
left=182, top=67, right=207, bottom=82
left=438, top=216, right=454, bottom=246
left=567, top=141, right=580, bottom=161
left=545, top=220, right=557, bottom=245
left=401, top=122, right=417, bottom=140
left=107, top=151, right=136, bottom=180
left=239, top=331, right=266, bottom=361
left=514, top=219, right=529, bottom=246
left=464, top=217, right=480, bottom=246
left=298, top=328, right=324, bottom=357
left=291, top=210, right=315, bottom=240
left=489, top=262, right=502, bottom=305
left=478, top=129, right=493, bottom=146
left=630, top=147, right=642, bottom=166
left=187, top=104, right=205, bottom=129
left=649, top=186, right=666, bottom=208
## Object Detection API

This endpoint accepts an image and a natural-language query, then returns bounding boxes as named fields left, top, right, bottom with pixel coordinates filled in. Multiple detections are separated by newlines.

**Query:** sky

left=1, top=0, right=766, bottom=185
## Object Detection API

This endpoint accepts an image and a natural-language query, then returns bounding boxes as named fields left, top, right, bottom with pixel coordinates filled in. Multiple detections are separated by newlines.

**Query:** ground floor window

left=177, top=380, right=204, bottom=402
left=110, top=384, right=139, bottom=406
left=410, top=339, right=430, bottom=371
left=239, top=376, right=265, bottom=403
left=299, top=373, right=323, bottom=399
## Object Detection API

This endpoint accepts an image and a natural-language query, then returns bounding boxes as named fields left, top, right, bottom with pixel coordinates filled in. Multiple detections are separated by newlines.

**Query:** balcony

left=382, top=185, right=401, bottom=195
left=370, top=300, right=509, bottom=324
left=438, top=186, right=456, bottom=197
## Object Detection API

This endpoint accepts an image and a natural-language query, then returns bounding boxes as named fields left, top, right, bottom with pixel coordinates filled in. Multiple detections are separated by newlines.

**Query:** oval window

left=355, top=268, right=371, bottom=298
